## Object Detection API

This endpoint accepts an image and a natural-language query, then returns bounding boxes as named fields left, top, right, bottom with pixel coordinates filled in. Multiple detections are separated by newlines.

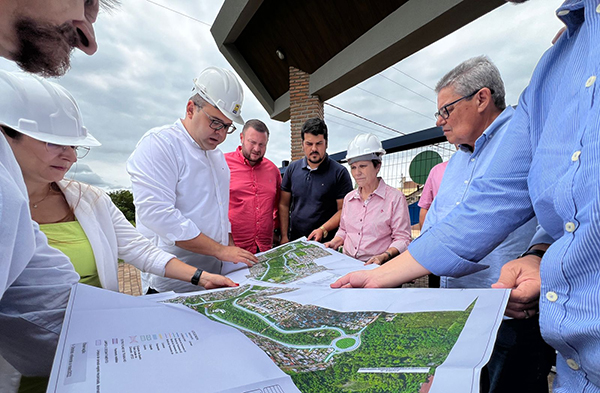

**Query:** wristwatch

left=319, top=226, right=328, bottom=238
left=518, top=248, right=546, bottom=259
left=191, top=268, right=204, bottom=286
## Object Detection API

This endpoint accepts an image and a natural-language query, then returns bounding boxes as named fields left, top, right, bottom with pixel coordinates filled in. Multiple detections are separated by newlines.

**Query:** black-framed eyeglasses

left=198, top=106, right=237, bottom=134
left=434, top=88, right=494, bottom=121
left=46, top=143, right=90, bottom=159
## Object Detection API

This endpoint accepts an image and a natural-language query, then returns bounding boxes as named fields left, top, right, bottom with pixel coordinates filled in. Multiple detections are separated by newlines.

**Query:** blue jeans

left=480, top=316, right=556, bottom=393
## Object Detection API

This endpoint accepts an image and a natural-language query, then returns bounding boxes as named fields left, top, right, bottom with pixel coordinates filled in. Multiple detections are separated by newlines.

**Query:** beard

left=307, top=152, right=323, bottom=164
left=13, top=18, right=79, bottom=78
left=242, top=148, right=264, bottom=165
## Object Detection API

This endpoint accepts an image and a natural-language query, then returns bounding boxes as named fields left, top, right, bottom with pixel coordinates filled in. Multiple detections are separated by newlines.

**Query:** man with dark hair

left=225, top=119, right=281, bottom=253
left=279, top=118, right=353, bottom=243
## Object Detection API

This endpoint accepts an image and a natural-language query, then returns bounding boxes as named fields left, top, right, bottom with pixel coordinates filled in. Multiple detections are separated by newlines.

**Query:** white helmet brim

left=16, top=127, right=102, bottom=147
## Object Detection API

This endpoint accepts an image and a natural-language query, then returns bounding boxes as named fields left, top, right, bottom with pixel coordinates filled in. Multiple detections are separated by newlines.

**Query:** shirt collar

left=556, top=0, right=584, bottom=38
left=176, top=119, right=202, bottom=149
left=371, top=177, right=387, bottom=199
left=302, top=154, right=330, bottom=172
left=458, top=106, right=514, bottom=155
left=351, top=177, right=387, bottom=200
left=234, top=145, right=262, bottom=168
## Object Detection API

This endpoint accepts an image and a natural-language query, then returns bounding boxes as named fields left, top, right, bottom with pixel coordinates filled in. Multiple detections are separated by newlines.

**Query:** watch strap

left=518, top=249, right=545, bottom=259
left=319, top=226, right=328, bottom=238
left=191, top=268, right=204, bottom=286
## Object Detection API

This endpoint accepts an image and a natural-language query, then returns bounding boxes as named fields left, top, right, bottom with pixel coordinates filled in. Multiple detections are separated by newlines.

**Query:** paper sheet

left=47, top=284, right=300, bottom=393
left=48, top=239, right=509, bottom=393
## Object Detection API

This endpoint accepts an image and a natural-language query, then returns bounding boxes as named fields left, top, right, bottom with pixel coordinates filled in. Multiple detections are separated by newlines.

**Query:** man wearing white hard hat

left=127, top=67, right=258, bottom=294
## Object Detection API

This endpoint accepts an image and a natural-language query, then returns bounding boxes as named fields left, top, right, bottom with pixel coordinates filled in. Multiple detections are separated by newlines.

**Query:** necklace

left=30, top=185, right=52, bottom=209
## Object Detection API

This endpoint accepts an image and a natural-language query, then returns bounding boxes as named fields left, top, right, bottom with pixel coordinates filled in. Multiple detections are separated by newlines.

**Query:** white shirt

left=0, top=134, right=79, bottom=376
left=60, top=180, right=176, bottom=291
left=127, top=120, right=231, bottom=293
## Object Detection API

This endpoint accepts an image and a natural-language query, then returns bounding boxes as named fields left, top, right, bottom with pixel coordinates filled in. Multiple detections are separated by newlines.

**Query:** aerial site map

left=166, top=284, right=476, bottom=393
left=49, top=240, right=508, bottom=393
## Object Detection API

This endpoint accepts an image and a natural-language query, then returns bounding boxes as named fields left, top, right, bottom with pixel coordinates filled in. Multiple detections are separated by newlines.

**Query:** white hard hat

left=0, top=71, right=100, bottom=147
left=191, top=67, right=245, bottom=125
left=346, top=133, right=386, bottom=164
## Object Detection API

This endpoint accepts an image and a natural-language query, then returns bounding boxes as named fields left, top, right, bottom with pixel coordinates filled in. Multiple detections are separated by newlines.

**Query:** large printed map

left=167, top=284, right=476, bottom=393
left=49, top=240, right=509, bottom=393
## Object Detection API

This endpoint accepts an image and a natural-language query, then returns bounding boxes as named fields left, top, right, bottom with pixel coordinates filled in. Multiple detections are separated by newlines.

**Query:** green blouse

left=39, top=221, right=101, bottom=288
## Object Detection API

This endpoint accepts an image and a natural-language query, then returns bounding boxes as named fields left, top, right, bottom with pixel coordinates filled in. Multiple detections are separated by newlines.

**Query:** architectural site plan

left=166, top=284, right=478, bottom=393
left=48, top=240, right=510, bottom=393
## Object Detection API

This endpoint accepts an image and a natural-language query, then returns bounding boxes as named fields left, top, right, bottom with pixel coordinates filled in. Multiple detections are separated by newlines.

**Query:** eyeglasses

left=434, top=88, right=495, bottom=121
left=198, top=106, right=237, bottom=134
left=46, top=142, right=90, bottom=159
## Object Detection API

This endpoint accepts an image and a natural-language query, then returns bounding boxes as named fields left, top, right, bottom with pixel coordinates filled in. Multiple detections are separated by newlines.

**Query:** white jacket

left=59, top=180, right=175, bottom=291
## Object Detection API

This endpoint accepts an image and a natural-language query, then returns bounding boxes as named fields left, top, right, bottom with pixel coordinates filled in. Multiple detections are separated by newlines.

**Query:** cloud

left=0, top=0, right=564, bottom=190
left=66, top=163, right=111, bottom=189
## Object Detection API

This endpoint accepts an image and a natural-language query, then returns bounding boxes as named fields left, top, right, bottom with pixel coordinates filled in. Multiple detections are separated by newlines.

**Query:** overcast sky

left=0, top=0, right=564, bottom=190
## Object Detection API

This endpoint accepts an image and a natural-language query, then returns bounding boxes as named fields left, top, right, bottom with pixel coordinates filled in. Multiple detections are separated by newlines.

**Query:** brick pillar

left=289, top=66, right=324, bottom=161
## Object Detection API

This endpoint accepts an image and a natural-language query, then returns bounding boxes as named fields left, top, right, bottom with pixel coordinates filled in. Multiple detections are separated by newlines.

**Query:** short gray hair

left=435, top=56, right=506, bottom=110
left=189, top=93, right=209, bottom=109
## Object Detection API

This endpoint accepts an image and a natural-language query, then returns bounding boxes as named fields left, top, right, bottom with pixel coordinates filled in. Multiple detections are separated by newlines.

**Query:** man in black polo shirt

left=280, top=118, right=353, bottom=243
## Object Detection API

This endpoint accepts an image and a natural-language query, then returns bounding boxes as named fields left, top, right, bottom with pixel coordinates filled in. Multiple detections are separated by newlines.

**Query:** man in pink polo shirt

left=225, top=119, right=281, bottom=253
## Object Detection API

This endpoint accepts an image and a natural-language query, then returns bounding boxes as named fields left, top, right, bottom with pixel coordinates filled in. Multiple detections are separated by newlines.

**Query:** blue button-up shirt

left=422, top=107, right=537, bottom=289
left=410, top=1, right=600, bottom=391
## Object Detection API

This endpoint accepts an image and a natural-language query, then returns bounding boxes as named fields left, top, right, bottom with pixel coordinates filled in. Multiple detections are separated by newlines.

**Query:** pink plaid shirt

left=335, top=178, right=411, bottom=262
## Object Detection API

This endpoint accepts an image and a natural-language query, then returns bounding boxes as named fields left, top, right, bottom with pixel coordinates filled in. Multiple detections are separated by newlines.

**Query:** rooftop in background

left=212, top=0, right=504, bottom=122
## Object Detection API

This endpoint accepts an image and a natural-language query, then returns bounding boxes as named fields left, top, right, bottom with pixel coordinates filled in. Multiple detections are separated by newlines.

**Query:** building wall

left=289, top=66, right=324, bottom=161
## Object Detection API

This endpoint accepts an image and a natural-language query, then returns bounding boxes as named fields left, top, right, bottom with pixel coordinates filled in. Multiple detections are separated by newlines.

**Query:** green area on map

left=247, top=241, right=331, bottom=284
left=166, top=285, right=475, bottom=393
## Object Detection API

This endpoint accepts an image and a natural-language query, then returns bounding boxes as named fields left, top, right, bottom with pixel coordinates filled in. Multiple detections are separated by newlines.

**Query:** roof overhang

left=212, top=0, right=504, bottom=122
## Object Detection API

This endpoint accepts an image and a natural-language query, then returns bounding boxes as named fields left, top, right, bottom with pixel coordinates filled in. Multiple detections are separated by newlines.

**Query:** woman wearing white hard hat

left=325, top=133, right=412, bottom=265
left=0, top=71, right=240, bottom=391
left=1, top=71, right=239, bottom=391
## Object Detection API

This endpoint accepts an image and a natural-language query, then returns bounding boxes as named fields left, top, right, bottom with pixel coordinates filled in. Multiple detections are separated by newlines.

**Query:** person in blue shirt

left=333, top=1, right=600, bottom=392
left=422, top=55, right=554, bottom=393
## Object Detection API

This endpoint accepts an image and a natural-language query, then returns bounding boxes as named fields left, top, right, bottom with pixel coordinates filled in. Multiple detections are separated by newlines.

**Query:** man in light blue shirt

left=332, top=1, right=600, bottom=391
left=422, top=56, right=553, bottom=393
